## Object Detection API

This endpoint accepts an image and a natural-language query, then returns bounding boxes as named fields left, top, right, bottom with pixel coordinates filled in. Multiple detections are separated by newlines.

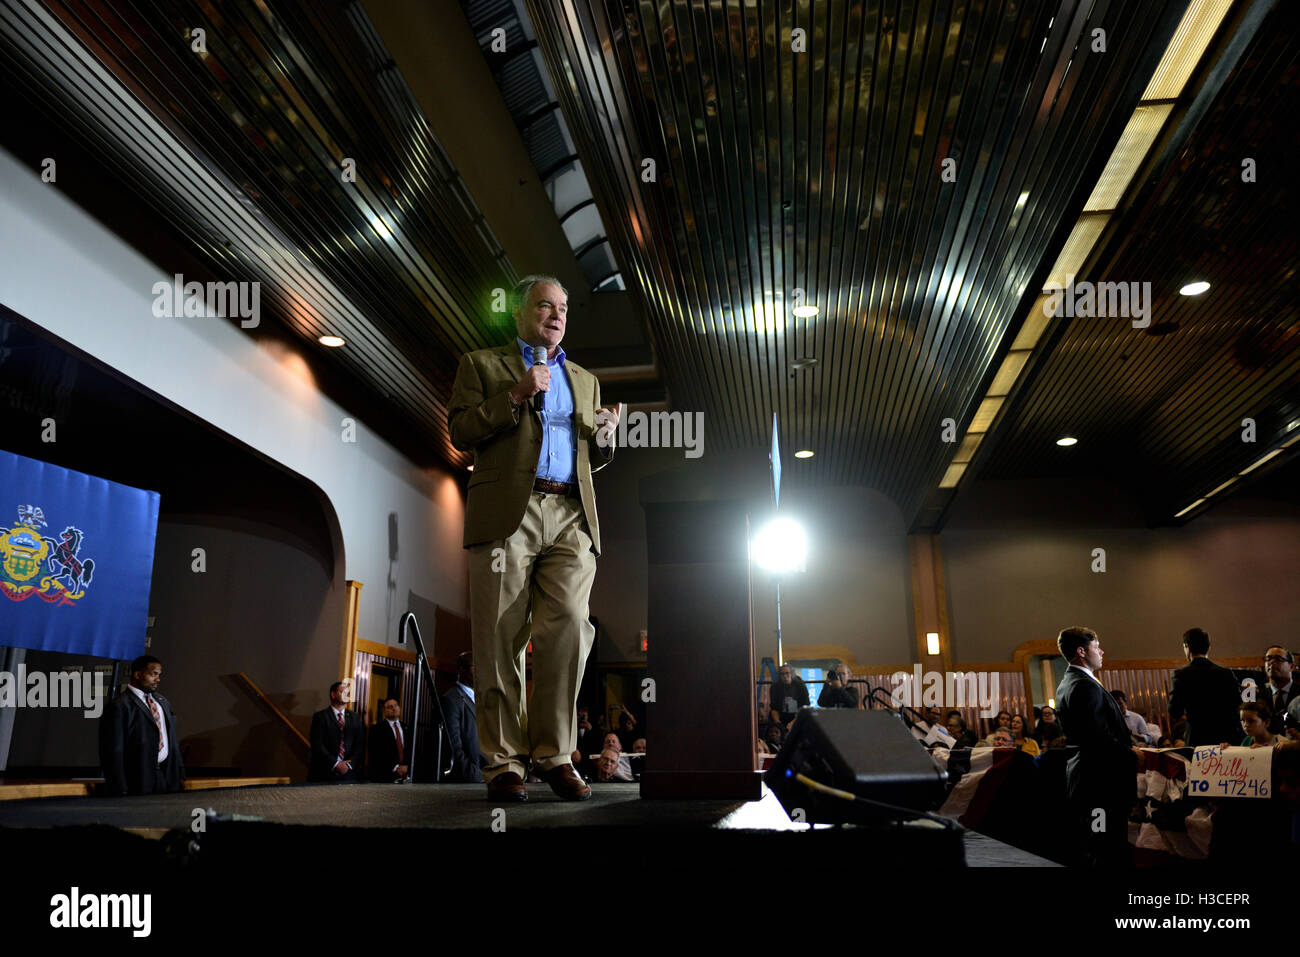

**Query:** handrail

left=234, top=672, right=310, bottom=750
left=398, top=612, right=447, bottom=782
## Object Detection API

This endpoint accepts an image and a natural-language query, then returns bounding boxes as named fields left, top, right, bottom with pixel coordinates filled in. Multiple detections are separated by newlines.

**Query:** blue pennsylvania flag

left=0, top=449, right=160, bottom=660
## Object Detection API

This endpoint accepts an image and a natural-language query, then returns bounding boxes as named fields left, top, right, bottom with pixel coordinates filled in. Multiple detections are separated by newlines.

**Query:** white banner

left=1186, top=745, right=1271, bottom=799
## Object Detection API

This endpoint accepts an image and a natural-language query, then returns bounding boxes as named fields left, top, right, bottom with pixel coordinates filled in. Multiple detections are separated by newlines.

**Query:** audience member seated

left=615, top=706, right=639, bottom=752
left=1010, top=714, right=1040, bottom=756
left=817, top=664, right=859, bottom=709
left=991, top=728, right=1014, bottom=749
left=1156, top=735, right=1173, bottom=748
left=577, top=731, right=624, bottom=780
left=1170, top=719, right=1188, bottom=747
left=576, top=706, right=603, bottom=761
left=759, top=722, right=785, bottom=754
left=632, top=737, right=646, bottom=753
left=944, top=710, right=978, bottom=748
left=1237, top=702, right=1282, bottom=748
left=1033, top=705, right=1065, bottom=747
left=1111, top=689, right=1159, bottom=745
left=594, top=748, right=634, bottom=782
left=982, top=710, right=1013, bottom=745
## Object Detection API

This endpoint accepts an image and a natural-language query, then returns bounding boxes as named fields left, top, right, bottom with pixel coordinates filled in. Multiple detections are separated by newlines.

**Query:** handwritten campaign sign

left=1186, top=745, right=1271, bottom=799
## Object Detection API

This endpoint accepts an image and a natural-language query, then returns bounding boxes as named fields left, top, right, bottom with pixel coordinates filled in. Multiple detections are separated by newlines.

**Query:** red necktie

left=146, top=695, right=163, bottom=751
left=336, top=711, right=346, bottom=763
left=394, top=722, right=404, bottom=764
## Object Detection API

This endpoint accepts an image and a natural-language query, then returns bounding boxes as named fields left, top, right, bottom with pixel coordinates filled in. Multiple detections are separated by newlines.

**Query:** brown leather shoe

left=486, top=771, right=527, bottom=802
left=543, top=764, right=592, bottom=801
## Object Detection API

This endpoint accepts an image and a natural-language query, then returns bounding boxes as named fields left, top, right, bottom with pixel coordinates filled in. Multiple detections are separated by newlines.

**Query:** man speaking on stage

left=448, top=274, right=618, bottom=802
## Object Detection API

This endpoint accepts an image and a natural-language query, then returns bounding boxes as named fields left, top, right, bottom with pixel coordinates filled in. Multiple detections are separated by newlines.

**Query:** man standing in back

left=448, top=275, right=618, bottom=802
left=442, top=652, right=485, bottom=783
left=1261, top=646, right=1297, bottom=735
left=308, top=681, right=365, bottom=783
left=99, top=655, right=185, bottom=796
left=1168, top=628, right=1242, bottom=747
left=367, top=697, right=409, bottom=783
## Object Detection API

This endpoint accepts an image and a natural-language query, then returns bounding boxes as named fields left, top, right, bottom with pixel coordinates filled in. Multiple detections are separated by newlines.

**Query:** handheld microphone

left=531, top=345, right=547, bottom=412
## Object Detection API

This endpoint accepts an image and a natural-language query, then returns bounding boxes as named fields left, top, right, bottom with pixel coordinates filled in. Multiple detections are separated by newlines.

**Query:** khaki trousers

left=468, top=491, right=597, bottom=781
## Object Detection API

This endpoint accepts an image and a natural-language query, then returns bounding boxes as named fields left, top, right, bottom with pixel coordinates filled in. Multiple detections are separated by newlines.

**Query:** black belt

left=533, top=478, right=577, bottom=496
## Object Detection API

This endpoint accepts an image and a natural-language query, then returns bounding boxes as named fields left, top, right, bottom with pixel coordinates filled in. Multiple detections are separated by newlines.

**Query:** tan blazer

left=448, top=343, right=612, bottom=553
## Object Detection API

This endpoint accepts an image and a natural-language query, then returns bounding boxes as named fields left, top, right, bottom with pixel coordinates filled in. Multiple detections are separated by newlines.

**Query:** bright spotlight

left=751, top=517, right=808, bottom=573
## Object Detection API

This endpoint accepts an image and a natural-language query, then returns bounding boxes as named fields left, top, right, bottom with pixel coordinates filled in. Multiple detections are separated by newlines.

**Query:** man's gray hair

left=511, top=274, right=568, bottom=315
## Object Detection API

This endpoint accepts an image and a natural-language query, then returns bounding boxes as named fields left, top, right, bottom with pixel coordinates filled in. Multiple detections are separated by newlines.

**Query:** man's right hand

left=510, top=364, right=551, bottom=405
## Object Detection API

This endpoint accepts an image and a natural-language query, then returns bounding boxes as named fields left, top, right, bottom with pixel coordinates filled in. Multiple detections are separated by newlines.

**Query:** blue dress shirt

left=516, top=337, right=576, bottom=483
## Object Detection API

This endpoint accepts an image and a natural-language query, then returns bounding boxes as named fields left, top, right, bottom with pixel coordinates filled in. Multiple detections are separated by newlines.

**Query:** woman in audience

left=1010, top=713, right=1040, bottom=756
left=1239, top=702, right=1282, bottom=748
left=1033, top=705, right=1065, bottom=747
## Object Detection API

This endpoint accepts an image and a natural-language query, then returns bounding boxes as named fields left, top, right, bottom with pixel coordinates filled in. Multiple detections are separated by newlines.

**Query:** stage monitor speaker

left=766, top=709, right=949, bottom=825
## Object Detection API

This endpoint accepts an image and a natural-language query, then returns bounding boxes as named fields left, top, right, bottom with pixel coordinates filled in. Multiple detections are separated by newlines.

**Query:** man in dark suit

left=99, top=655, right=185, bottom=796
left=1261, top=646, right=1297, bottom=735
left=308, top=681, right=365, bottom=782
left=367, top=697, right=409, bottom=783
left=441, top=652, right=484, bottom=783
left=1054, top=627, right=1137, bottom=867
left=1168, top=628, right=1242, bottom=746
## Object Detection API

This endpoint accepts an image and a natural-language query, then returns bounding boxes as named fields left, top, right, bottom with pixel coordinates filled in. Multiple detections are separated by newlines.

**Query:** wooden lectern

left=639, top=499, right=761, bottom=799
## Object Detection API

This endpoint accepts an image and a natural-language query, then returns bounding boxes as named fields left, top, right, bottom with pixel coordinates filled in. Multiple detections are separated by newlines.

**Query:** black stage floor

left=0, top=781, right=1054, bottom=863
left=16, top=784, right=1299, bottom=941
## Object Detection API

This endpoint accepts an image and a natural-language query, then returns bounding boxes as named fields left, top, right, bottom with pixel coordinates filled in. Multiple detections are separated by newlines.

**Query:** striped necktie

left=146, top=695, right=163, bottom=751
left=337, top=710, right=346, bottom=763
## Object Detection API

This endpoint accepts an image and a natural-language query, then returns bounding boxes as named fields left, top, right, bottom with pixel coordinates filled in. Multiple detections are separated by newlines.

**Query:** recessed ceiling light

left=790, top=357, right=819, bottom=370
left=791, top=305, right=819, bottom=318
left=794, top=450, right=814, bottom=459
left=1056, top=436, right=1078, bottom=447
left=318, top=335, right=345, bottom=347
left=1179, top=280, right=1210, bottom=296
left=467, top=464, right=474, bottom=472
